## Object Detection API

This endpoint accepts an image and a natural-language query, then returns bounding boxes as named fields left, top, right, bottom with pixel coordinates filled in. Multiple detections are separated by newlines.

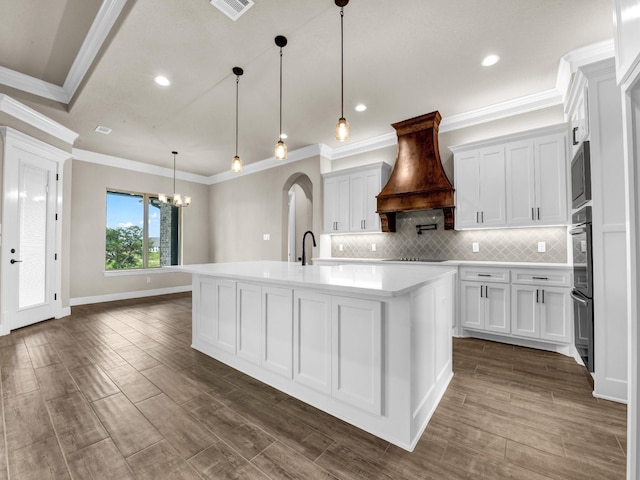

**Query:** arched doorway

left=282, top=173, right=313, bottom=262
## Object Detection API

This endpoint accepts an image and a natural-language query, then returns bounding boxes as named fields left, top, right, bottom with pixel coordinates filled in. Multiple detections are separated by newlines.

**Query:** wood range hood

left=376, top=111, right=455, bottom=232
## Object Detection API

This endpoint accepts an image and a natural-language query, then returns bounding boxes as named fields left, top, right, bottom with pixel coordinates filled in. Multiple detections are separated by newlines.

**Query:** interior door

left=2, top=136, right=58, bottom=330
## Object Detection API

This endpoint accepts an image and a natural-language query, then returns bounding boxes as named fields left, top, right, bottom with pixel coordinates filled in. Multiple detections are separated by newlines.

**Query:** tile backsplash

left=330, top=210, right=567, bottom=263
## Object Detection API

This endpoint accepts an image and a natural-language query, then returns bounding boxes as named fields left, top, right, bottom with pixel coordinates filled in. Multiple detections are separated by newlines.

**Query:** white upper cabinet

left=452, top=124, right=569, bottom=230
left=454, top=146, right=506, bottom=229
left=506, top=132, right=568, bottom=226
left=613, top=0, right=640, bottom=84
left=323, top=175, right=350, bottom=234
left=323, top=163, right=391, bottom=234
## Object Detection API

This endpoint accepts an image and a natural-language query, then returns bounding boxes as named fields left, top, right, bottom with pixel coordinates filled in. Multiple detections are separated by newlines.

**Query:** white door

left=2, top=133, right=59, bottom=330
left=484, top=283, right=510, bottom=334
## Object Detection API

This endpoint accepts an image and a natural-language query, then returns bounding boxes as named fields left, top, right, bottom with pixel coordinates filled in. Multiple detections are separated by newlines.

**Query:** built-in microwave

left=571, top=140, right=591, bottom=209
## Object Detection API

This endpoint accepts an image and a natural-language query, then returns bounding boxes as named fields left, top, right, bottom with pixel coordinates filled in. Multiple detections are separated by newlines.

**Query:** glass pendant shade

left=335, top=116, right=350, bottom=141
left=184, top=196, right=191, bottom=206
left=275, top=139, right=287, bottom=160
left=159, top=193, right=168, bottom=204
left=231, top=155, right=242, bottom=172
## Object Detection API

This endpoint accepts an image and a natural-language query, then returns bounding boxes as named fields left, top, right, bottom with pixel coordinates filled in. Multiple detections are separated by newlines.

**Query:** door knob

left=10, top=259, right=22, bottom=264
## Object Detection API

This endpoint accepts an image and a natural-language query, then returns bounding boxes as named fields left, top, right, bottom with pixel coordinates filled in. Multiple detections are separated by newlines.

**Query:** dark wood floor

left=0, top=293, right=627, bottom=479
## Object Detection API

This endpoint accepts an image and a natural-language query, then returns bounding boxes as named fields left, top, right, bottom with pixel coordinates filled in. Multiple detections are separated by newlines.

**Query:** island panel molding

left=175, top=261, right=456, bottom=451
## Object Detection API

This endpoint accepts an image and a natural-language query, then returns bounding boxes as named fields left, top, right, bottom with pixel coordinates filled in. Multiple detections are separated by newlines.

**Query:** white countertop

left=313, top=257, right=572, bottom=269
left=169, top=261, right=456, bottom=297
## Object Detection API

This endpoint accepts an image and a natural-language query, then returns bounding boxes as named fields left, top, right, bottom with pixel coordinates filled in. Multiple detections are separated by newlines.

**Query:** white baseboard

left=70, top=285, right=192, bottom=306
left=56, top=306, right=71, bottom=319
left=456, top=329, right=579, bottom=359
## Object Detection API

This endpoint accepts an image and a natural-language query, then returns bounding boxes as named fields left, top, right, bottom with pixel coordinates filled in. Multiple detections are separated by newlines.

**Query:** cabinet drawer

left=511, top=269, right=571, bottom=287
left=459, top=268, right=510, bottom=283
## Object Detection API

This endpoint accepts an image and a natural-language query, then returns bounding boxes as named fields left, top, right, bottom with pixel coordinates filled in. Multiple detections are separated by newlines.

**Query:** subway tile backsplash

left=330, top=210, right=567, bottom=263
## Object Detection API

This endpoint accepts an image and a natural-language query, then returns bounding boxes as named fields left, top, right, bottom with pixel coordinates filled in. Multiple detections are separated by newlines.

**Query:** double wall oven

left=570, top=206, right=593, bottom=372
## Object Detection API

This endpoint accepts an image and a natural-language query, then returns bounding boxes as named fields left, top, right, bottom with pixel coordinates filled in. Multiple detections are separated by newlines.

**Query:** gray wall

left=70, top=159, right=210, bottom=300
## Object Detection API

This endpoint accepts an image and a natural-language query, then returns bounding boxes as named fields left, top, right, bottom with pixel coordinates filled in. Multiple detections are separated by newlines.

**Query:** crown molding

left=330, top=132, right=397, bottom=160
left=63, top=0, right=128, bottom=102
left=0, top=0, right=126, bottom=104
left=72, top=148, right=211, bottom=184
left=556, top=39, right=615, bottom=100
left=0, top=94, right=79, bottom=144
left=207, top=144, right=326, bottom=184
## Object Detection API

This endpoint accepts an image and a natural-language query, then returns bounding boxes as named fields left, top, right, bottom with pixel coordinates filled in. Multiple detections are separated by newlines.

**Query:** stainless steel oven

left=569, top=206, right=593, bottom=372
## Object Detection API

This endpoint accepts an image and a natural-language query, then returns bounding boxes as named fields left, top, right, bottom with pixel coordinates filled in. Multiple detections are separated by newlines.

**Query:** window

left=105, top=190, right=180, bottom=270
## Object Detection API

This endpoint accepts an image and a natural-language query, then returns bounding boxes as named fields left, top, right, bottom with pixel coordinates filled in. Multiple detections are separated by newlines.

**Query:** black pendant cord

left=172, top=151, right=177, bottom=195
left=279, top=46, right=283, bottom=141
left=235, top=75, right=239, bottom=157
left=340, top=6, right=344, bottom=119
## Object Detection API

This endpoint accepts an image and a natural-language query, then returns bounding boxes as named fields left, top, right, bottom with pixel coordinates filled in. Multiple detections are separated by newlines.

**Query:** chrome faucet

left=301, top=230, right=316, bottom=266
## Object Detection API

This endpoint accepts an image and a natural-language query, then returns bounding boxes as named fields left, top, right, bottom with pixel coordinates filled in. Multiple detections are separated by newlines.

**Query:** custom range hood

left=376, top=111, right=455, bottom=232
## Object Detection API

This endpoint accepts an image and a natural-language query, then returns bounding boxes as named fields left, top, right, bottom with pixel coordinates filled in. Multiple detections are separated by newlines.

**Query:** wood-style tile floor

left=0, top=293, right=627, bottom=479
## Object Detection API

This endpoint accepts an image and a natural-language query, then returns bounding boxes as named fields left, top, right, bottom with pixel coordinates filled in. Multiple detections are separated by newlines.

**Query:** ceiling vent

left=210, top=0, right=255, bottom=21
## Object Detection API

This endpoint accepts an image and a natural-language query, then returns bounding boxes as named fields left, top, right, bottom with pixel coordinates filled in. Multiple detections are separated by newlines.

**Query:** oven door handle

left=569, top=226, right=586, bottom=236
left=570, top=290, right=589, bottom=305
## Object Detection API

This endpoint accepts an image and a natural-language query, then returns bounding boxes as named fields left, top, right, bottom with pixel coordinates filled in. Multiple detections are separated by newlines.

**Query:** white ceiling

left=0, top=0, right=614, bottom=176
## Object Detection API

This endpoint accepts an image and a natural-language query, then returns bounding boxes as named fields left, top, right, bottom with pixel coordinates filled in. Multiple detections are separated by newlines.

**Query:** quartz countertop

left=312, top=257, right=572, bottom=269
left=168, top=261, right=456, bottom=297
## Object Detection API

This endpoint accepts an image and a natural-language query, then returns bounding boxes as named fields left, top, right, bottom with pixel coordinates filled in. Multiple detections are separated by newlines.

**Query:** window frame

left=105, top=189, right=181, bottom=272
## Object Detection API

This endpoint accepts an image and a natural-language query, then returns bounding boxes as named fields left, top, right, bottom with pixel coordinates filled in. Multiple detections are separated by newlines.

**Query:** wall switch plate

left=371, top=243, right=377, bottom=252
left=263, top=234, right=270, bottom=240
left=472, top=242, right=479, bottom=253
left=339, top=244, right=344, bottom=251
left=538, top=241, right=546, bottom=253
left=146, top=276, right=151, bottom=284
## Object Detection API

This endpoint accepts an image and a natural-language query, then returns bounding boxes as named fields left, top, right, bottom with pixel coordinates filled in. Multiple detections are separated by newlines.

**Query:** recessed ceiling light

left=481, top=54, right=500, bottom=67
left=355, top=104, right=367, bottom=112
left=154, top=75, right=171, bottom=86
left=94, top=125, right=112, bottom=134
left=280, top=133, right=288, bottom=139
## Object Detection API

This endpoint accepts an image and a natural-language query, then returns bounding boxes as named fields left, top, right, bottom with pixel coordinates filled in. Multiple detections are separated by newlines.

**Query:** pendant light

left=335, top=0, right=349, bottom=142
left=159, top=151, right=191, bottom=207
left=231, top=66, right=244, bottom=172
left=274, top=35, right=288, bottom=160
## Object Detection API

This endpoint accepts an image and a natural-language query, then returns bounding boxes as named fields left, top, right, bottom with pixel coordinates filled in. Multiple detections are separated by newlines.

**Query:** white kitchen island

left=171, top=261, right=456, bottom=451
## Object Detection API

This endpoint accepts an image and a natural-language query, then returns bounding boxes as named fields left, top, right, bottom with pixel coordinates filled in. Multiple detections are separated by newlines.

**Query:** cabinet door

left=484, top=283, right=510, bottom=334
left=332, top=297, right=382, bottom=415
left=460, top=281, right=483, bottom=329
left=478, top=146, right=506, bottom=226
left=454, top=152, right=481, bottom=228
left=511, top=285, right=539, bottom=338
left=213, top=279, right=237, bottom=353
left=293, top=291, right=332, bottom=394
left=193, top=276, right=217, bottom=346
left=534, top=134, right=568, bottom=225
left=539, top=287, right=571, bottom=343
left=323, top=176, right=350, bottom=233
left=349, top=173, right=365, bottom=232
left=506, top=141, right=536, bottom=226
left=362, top=169, right=382, bottom=232
left=236, top=283, right=262, bottom=364
left=570, top=85, right=589, bottom=155
left=262, top=287, right=293, bottom=378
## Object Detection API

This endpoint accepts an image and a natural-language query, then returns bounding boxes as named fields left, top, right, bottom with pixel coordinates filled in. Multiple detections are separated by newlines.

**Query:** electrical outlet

left=146, top=276, right=151, bottom=284
left=263, top=234, right=270, bottom=241
left=538, top=241, right=546, bottom=253
left=339, top=244, right=344, bottom=251
left=472, top=242, right=479, bottom=253
left=371, top=243, right=377, bottom=252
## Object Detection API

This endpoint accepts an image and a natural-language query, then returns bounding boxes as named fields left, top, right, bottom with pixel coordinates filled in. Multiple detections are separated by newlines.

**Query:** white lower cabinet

left=236, top=282, right=262, bottom=364
left=460, top=266, right=572, bottom=347
left=262, top=287, right=294, bottom=378
left=195, top=277, right=237, bottom=354
left=293, top=291, right=332, bottom=394
left=331, top=296, right=382, bottom=415
left=511, top=285, right=571, bottom=343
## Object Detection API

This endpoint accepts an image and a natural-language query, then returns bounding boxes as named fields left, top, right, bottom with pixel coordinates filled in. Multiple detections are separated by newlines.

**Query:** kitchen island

left=171, top=261, right=456, bottom=451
